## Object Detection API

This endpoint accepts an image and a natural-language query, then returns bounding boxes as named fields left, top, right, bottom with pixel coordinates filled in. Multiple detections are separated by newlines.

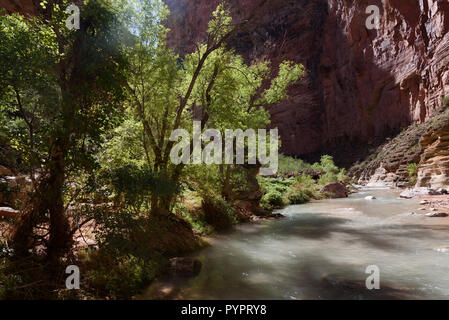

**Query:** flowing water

left=143, top=188, right=449, bottom=300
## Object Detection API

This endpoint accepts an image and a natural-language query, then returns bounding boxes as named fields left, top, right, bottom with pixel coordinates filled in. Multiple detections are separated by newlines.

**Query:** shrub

left=278, top=155, right=309, bottom=175
left=261, top=190, right=285, bottom=209
left=202, top=195, right=237, bottom=231
left=407, top=163, right=419, bottom=186
left=259, top=156, right=348, bottom=210
left=104, top=164, right=177, bottom=213
left=175, top=201, right=214, bottom=236
left=287, top=191, right=310, bottom=205
left=80, top=250, right=164, bottom=299
left=295, top=174, right=316, bottom=188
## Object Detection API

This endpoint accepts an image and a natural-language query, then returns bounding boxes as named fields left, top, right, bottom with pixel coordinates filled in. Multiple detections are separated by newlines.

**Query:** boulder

left=364, top=196, right=376, bottom=200
left=168, top=257, right=202, bottom=277
left=0, top=207, right=19, bottom=219
left=437, top=188, right=448, bottom=195
left=320, top=182, right=349, bottom=199
left=425, top=212, right=448, bottom=218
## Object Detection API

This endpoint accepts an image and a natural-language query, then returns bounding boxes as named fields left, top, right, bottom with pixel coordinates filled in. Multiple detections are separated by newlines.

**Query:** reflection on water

left=143, top=188, right=449, bottom=300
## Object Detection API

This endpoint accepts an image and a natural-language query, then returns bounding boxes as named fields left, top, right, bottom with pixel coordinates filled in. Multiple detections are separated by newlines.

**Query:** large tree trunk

left=46, top=142, right=72, bottom=262
left=12, top=149, right=72, bottom=261
left=12, top=199, right=43, bottom=258
left=222, top=165, right=232, bottom=201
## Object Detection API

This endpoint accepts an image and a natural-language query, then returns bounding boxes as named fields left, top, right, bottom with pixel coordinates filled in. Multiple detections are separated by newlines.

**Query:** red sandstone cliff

left=164, top=0, right=449, bottom=163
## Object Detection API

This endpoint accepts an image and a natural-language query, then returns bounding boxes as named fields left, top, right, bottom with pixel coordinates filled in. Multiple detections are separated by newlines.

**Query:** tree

left=121, top=0, right=304, bottom=214
left=0, top=0, right=130, bottom=262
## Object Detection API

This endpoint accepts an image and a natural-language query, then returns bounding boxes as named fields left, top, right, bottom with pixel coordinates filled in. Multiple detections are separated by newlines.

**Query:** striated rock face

left=164, top=0, right=449, bottom=162
left=417, top=110, right=449, bottom=188
left=349, top=106, right=449, bottom=188
left=350, top=121, right=426, bottom=188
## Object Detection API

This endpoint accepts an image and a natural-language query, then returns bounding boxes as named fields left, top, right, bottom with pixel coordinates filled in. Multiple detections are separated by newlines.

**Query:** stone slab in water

left=425, top=212, right=448, bottom=218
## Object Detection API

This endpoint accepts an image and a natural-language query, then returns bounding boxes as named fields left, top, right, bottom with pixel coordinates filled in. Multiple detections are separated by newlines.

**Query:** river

left=143, top=188, right=449, bottom=300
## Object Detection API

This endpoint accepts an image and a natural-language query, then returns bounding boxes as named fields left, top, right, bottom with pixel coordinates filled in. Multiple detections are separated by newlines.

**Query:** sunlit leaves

left=207, top=3, right=233, bottom=40
left=262, top=61, right=304, bottom=105
left=0, top=1, right=131, bottom=176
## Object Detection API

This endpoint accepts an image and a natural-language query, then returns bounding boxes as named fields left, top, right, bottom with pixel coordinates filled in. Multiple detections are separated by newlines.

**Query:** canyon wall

left=417, top=108, right=449, bottom=188
left=164, top=0, right=449, bottom=165
left=0, top=0, right=37, bottom=15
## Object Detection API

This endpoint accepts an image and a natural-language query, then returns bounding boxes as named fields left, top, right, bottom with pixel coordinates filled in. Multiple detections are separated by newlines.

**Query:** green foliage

left=0, top=0, right=306, bottom=299
left=295, top=174, right=317, bottom=189
left=207, top=2, right=233, bottom=37
left=259, top=155, right=348, bottom=210
left=175, top=200, right=214, bottom=235
left=262, top=191, right=286, bottom=209
left=98, top=118, right=147, bottom=169
left=104, top=164, right=178, bottom=213
left=202, top=194, right=237, bottom=231
left=260, top=177, right=313, bottom=210
left=287, top=191, right=310, bottom=205
left=0, top=252, right=69, bottom=300
left=278, top=154, right=347, bottom=185
left=278, top=155, right=309, bottom=174
left=119, top=0, right=303, bottom=215
left=0, top=2, right=130, bottom=173
left=263, top=61, right=305, bottom=105
left=407, top=163, right=419, bottom=186
left=259, top=178, right=291, bottom=210
left=441, top=96, right=449, bottom=107
left=311, top=155, right=348, bottom=185
left=91, top=209, right=152, bottom=259
left=0, top=0, right=137, bottom=265
left=80, top=249, right=164, bottom=299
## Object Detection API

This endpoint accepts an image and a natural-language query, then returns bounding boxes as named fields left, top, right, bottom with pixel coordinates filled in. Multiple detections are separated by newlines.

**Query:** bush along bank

left=259, top=155, right=350, bottom=211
